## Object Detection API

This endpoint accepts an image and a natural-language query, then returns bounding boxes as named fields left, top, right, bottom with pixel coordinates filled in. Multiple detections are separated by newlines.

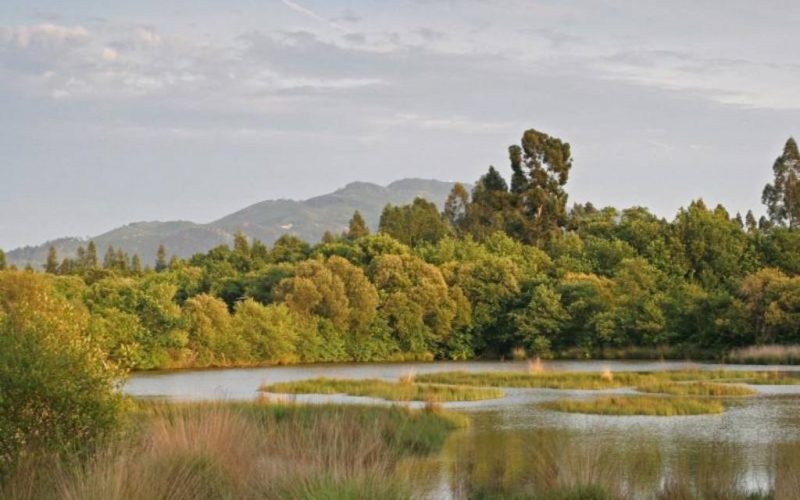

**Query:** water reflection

left=441, top=423, right=800, bottom=499
left=441, top=398, right=800, bottom=499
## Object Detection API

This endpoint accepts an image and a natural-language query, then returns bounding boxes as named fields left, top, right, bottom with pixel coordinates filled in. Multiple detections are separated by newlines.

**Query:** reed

left=1, top=402, right=464, bottom=500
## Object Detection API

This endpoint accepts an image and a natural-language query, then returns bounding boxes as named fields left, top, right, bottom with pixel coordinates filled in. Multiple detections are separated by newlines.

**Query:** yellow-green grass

left=635, top=380, right=757, bottom=397
left=541, top=396, right=725, bottom=416
left=415, top=369, right=799, bottom=391
left=415, top=371, right=641, bottom=390
left=260, top=377, right=505, bottom=402
left=657, top=369, right=800, bottom=385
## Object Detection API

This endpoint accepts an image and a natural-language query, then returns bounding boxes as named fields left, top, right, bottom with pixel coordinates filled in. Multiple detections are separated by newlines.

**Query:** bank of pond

left=7, top=365, right=800, bottom=499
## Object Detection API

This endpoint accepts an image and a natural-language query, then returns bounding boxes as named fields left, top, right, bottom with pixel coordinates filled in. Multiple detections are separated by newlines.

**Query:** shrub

left=0, top=271, right=124, bottom=471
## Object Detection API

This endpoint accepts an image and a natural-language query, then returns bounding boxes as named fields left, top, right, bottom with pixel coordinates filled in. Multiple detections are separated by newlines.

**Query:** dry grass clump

left=260, top=377, right=504, bottom=402
left=527, top=357, right=545, bottom=375
left=541, top=396, right=725, bottom=416
left=636, top=380, right=757, bottom=397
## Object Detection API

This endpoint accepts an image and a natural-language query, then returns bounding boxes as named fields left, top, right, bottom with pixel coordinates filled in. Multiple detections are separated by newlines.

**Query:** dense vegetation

left=2, top=402, right=464, bottom=500
left=2, top=129, right=800, bottom=373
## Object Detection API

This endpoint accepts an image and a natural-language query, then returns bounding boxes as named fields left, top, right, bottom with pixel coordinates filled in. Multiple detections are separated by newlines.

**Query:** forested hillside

left=5, top=179, right=459, bottom=268
left=2, top=129, right=799, bottom=370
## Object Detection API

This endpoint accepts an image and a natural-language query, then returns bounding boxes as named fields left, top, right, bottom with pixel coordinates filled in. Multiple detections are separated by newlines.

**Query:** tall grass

left=1, top=402, right=464, bottom=500
left=541, top=396, right=725, bottom=416
left=260, top=377, right=504, bottom=402
left=727, top=345, right=800, bottom=365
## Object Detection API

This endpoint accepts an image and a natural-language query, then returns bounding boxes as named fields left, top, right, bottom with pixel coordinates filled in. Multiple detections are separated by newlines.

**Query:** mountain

left=6, top=178, right=463, bottom=268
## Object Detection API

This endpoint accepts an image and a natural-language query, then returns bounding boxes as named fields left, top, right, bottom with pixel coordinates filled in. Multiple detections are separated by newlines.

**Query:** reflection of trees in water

left=441, top=424, right=800, bottom=499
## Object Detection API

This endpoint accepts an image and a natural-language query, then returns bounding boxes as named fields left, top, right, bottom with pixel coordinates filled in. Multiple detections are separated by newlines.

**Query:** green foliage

left=379, top=197, right=450, bottom=246
left=0, top=271, right=124, bottom=469
left=763, top=137, right=800, bottom=228
left=9, top=127, right=800, bottom=371
left=232, top=300, right=301, bottom=364
left=346, top=210, right=370, bottom=239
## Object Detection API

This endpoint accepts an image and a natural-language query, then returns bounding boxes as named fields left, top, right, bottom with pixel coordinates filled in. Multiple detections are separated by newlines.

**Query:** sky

left=1, top=1, right=799, bottom=250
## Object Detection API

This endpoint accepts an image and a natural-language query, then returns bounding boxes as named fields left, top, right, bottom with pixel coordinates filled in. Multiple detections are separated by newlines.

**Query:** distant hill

left=7, top=178, right=463, bottom=268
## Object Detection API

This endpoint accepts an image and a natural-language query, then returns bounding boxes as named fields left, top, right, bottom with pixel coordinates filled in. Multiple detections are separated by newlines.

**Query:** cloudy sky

left=1, top=1, right=799, bottom=250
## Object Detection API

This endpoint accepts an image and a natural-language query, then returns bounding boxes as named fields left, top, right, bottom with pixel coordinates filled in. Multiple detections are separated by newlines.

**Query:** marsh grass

left=1, top=402, right=464, bottom=500
left=260, top=377, right=504, bottom=402
left=541, top=396, right=725, bottom=416
left=636, top=380, right=757, bottom=397
left=416, top=369, right=799, bottom=391
left=416, top=370, right=642, bottom=390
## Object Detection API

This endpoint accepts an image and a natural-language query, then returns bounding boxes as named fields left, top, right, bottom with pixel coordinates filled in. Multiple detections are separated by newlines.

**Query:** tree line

left=2, top=130, right=800, bottom=371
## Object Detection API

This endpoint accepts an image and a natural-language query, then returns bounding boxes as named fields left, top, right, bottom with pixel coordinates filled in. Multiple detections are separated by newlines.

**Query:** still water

left=126, top=361, right=800, bottom=498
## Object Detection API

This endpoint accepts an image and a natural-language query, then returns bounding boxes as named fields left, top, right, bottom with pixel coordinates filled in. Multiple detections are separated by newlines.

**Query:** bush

left=0, top=271, right=124, bottom=470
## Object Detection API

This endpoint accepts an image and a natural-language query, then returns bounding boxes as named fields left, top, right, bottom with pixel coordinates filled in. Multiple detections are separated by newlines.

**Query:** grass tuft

left=635, top=380, right=756, bottom=397
left=416, top=369, right=799, bottom=391
left=541, top=396, right=725, bottom=416
left=260, top=377, right=504, bottom=402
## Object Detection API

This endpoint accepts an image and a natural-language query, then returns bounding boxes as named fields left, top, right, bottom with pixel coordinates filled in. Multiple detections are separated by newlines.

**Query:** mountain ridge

left=7, top=178, right=464, bottom=268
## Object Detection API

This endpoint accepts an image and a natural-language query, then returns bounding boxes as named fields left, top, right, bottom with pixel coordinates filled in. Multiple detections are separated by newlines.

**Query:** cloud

left=279, top=0, right=346, bottom=32
left=0, top=23, right=89, bottom=49
left=332, top=9, right=361, bottom=24
left=101, top=47, right=118, bottom=61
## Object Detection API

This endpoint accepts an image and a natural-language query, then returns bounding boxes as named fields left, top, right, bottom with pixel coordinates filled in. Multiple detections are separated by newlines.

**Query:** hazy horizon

left=2, top=1, right=799, bottom=250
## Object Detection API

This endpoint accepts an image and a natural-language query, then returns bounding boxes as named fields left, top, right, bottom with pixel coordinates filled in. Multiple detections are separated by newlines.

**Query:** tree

left=0, top=249, right=5, bottom=270
left=45, top=245, right=59, bottom=274
left=0, top=271, right=123, bottom=466
left=321, top=231, right=336, bottom=244
left=131, top=254, right=142, bottom=274
left=379, top=198, right=450, bottom=246
left=233, top=232, right=250, bottom=256
left=183, top=294, right=245, bottom=365
left=460, top=167, right=514, bottom=240
left=347, top=210, right=370, bottom=239
left=763, top=137, right=800, bottom=228
left=672, top=199, right=752, bottom=287
left=271, top=235, right=311, bottom=263
left=232, top=300, right=300, bottom=364
left=515, top=129, right=573, bottom=245
left=103, top=245, right=116, bottom=270
left=740, top=268, right=800, bottom=344
left=510, top=284, right=567, bottom=355
left=369, top=253, right=456, bottom=355
left=745, top=210, right=758, bottom=233
left=155, top=244, right=168, bottom=272
left=85, top=241, right=99, bottom=269
left=443, top=183, right=470, bottom=231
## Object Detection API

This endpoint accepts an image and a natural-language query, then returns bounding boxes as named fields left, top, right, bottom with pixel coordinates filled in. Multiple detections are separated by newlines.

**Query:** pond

left=125, top=360, right=800, bottom=498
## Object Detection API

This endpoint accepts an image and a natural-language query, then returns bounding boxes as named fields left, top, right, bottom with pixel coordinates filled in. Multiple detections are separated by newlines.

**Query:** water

left=125, top=360, right=800, bottom=497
